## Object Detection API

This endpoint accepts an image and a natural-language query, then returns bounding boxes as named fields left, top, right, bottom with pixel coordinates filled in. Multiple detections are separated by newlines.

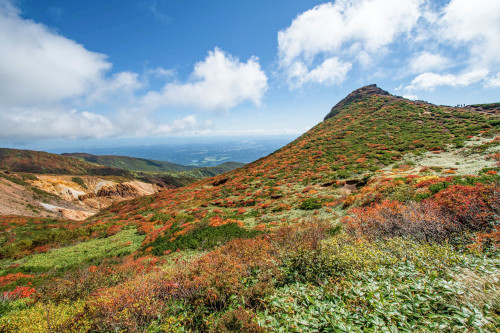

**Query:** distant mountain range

left=62, top=152, right=245, bottom=176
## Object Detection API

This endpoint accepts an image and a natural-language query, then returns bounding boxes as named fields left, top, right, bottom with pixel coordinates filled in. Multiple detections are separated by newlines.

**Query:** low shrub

left=299, top=198, right=322, bottom=210
left=71, top=176, right=87, bottom=189
left=343, top=200, right=454, bottom=242
left=432, top=184, right=499, bottom=232
left=150, top=223, right=261, bottom=255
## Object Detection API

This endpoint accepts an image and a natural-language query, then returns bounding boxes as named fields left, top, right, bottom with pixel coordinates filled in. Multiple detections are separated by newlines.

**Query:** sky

left=1, top=0, right=499, bottom=148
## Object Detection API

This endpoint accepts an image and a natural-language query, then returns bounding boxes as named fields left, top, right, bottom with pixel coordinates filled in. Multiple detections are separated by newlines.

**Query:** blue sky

left=0, top=0, right=499, bottom=147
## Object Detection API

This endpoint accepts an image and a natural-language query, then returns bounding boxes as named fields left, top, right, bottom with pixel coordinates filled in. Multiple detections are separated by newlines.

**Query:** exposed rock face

left=324, top=84, right=391, bottom=121
left=96, top=183, right=139, bottom=197
left=0, top=174, right=160, bottom=220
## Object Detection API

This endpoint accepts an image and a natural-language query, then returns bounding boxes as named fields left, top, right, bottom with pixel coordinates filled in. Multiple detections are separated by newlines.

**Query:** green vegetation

left=63, top=153, right=193, bottom=172
left=150, top=222, right=261, bottom=255
left=71, top=176, right=87, bottom=189
left=299, top=198, right=323, bottom=210
left=0, top=148, right=131, bottom=176
left=18, top=229, right=144, bottom=272
left=65, top=153, right=244, bottom=180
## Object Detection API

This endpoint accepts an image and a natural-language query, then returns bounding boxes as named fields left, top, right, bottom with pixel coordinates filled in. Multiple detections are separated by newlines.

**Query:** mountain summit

left=324, top=84, right=391, bottom=121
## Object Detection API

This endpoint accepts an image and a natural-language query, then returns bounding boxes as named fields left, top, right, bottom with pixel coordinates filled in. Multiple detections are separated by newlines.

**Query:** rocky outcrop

left=324, top=84, right=391, bottom=121
left=0, top=174, right=160, bottom=220
left=96, top=183, right=139, bottom=197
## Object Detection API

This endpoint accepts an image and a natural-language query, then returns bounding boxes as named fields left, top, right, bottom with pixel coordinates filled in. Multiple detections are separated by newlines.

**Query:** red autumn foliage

left=343, top=200, right=453, bottom=241
left=432, top=184, right=499, bottom=231
left=0, top=272, right=34, bottom=287
left=468, top=226, right=500, bottom=253
left=344, top=183, right=499, bottom=242
left=106, top=224, right=122, bottom=236
left=3, top=284, right=36, bottom=300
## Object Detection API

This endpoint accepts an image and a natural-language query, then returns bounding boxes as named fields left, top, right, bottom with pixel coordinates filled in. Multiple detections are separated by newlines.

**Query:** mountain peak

left=324, top=84, right=391, bottom=121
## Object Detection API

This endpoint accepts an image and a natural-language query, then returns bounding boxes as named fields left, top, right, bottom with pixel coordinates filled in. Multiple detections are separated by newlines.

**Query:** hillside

left=88, top=85, right=498, bottom=230
left=63, top=152, right=245, bottom=180
left=0, top=148, right=131, bottom=177
left=62, top=153, right=195, bottom=172
left=0, top=150, right=244, bottom=220
left=0, top=85, right=499, bottom=332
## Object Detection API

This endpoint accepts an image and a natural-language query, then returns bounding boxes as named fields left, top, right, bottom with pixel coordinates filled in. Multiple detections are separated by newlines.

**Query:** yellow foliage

left=0, top=300, right=90, bottom=333
left=415, top=175, right=439, bottom=184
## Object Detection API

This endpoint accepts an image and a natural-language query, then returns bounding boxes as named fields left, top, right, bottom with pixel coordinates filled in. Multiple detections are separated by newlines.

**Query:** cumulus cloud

left=440, top=0, right=500, bottom=69
left=279, top=0, right=500, bottom=93
left=404, top=0, right=500, bottom=91
left=288, top=58, right=352, bottom=88
left=0, top=108, right=115, bottom=140
left=278, top=0, right=423, bottom=87
left=142, top=48, right=268, bottom=110
left=88, top=72, right=143, bottom=103
left=485, top=74, right=500, bottom=88
left=152, top=115, right=213, bottom=136
left=405, top=69, right=489, bottom=91
left=410, top=52, right=452, bottom=73
left=0, top=5, right=111, bottom=106
left=403, top=94, right=419, bottom=100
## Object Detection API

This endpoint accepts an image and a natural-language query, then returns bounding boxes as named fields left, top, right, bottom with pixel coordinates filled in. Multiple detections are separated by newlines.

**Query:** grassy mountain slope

left=1, top=85, right=499, bottom=332
left=62, top=153, right=195, bottom=172
left=63, top=153, right=245, bottom=185
left=87, top=85, right=498, bottom=233
left=64, top=153, right=245, bottom=177
left=0, top=148, right=131, bottom=177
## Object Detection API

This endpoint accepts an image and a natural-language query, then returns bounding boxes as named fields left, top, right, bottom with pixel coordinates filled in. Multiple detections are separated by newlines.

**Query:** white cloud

left=402, top=0, right=500, bottom=91
left=485, top=73, right=500, bottom=88
left=405, top=69, right=489, bottom=91
left=0, top=3, right=265, bottom=140
left=152, top=115, right=211, bottom=136
left=288, top=57, right=352, bottom=88
left=440, top=0, right=500, bottom=69
left=146, top=67, right=175, bottom=78
left=410, top=52, right=452, bottom=73
left=278, top=0, right=423, bottom=87
left=142, top=48, right=268, bottom=110
left=403, top=94, right=418, bottom=100
left=0, top=5, right=111, bottom=106
left=0, top=108, right=115, bottom=140
left=88, top=71, right=143, bottom=103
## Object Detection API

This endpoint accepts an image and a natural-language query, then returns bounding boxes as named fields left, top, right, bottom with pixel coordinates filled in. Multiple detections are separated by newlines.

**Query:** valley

left=0, top=149, right=243, bottom=221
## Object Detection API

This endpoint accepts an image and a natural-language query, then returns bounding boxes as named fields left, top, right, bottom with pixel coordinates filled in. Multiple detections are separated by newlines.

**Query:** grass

left=17, top=229, right=144, bottom=272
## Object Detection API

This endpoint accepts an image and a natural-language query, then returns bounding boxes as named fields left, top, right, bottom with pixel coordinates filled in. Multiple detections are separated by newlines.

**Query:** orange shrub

left=3, top=284, right=36, bottom=300
left=0, top=273, right=34, bottom=287
left=343, top=200, right=454, bottom=241
left=432, top=184, right=499, bottom=231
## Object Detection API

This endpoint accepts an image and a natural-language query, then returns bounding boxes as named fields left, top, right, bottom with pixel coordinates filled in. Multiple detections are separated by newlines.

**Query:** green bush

left=150, top=212, right=171, bottom=222
left=71, top=176, right=87, bottom=189
left=150, top=223, right=261, bottom=255
left=299, top=198, right=322, bottom=210
left=429, top=181, right=450, bottom=195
